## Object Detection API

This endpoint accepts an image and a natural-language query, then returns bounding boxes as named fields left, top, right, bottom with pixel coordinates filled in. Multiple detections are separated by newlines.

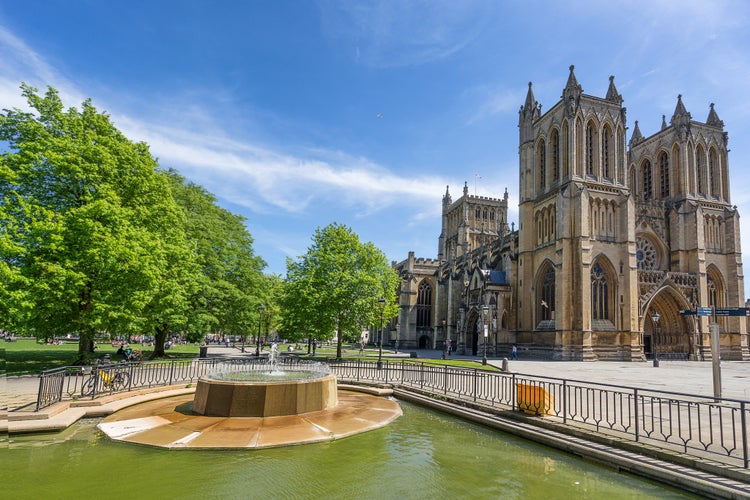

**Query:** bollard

left=501, top=357, right=508, bottom=372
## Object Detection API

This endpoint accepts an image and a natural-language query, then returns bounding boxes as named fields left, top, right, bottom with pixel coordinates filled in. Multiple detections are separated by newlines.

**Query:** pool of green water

left=4, top=401, right=696, bottom=499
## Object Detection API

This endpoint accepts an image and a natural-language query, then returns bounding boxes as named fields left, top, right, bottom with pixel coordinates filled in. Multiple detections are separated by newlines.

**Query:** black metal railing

left=35, top=357, right=749, bottom=470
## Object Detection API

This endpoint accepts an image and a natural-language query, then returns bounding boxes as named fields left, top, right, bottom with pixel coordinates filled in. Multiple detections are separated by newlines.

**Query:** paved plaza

left=5, top=350, right=750, bottom=413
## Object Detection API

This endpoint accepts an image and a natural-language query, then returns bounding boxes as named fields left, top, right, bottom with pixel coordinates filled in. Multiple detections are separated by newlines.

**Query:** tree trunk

left=150, top=323, right=168, bottom=359
left=336, top=325, right=343, bottom=359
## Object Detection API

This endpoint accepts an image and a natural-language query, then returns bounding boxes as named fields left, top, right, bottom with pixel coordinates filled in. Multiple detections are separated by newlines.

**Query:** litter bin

left=199, top=346, right=208, bottom=358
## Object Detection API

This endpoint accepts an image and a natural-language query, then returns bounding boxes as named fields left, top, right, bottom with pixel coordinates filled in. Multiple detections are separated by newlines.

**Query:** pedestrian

left=511, top=345, right=518, bottom=360
left=312, top=339, right=317, bottom=356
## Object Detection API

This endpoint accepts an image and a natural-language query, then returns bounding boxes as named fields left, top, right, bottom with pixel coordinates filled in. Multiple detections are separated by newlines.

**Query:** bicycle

left=81, top=363, right=131, bottom=396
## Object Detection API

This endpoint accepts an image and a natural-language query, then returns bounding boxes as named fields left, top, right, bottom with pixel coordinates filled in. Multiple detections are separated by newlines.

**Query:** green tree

left=165, top=169, right=266, bottom=349
left=281, top=223, right=399, bottom=358
left=0, top=84, right=193, bottom=361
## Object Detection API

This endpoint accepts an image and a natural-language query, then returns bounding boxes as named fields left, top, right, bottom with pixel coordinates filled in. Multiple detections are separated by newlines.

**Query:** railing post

left=562, top=380, right=567, bottom=424
left=35, top=375, right=45, bottom=412
left=444, top=365, right=448, bottom=395
left=420, top=363, right=424, bottom=389
left=473, top=369, right=478, bottom=403
left=385, top=360, right=389, bottom=385
left=512, top=373, right=517, bottom=411
left=634, top=388, right=640, bottom=442
left=742, top=401, right=748, bottom=469
left=169, top=360, right=175, bottom=386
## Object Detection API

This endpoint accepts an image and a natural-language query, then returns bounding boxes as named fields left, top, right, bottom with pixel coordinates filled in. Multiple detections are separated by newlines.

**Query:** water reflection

left=5, top=401, right=697, bottom=499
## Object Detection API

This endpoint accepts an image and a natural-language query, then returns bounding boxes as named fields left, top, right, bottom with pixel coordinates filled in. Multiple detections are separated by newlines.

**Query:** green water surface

left=4, top=401, right=697, bottom=499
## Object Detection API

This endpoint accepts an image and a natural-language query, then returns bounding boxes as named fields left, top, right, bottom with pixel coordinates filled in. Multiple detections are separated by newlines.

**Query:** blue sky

left=2, top=1, right=750, bottom=297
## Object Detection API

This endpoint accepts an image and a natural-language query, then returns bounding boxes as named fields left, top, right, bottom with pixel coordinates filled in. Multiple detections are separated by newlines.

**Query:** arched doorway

left=418, top=335, right=431, bottom=349
left=466, top=309, right=479, bottom=356
left=644, top=288, right=695, bottom=360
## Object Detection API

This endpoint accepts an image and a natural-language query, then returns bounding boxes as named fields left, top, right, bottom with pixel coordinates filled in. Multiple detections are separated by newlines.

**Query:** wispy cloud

left=318, top=0, right=496, bottom=68
left=0, top=22, right=452, bottom=222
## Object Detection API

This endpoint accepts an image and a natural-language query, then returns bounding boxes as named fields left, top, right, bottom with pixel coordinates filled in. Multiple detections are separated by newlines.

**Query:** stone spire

left=518, top=82, right=540, bottom=144
left=605, top=75, right=623, bottom=104
left=670, top=94, right=691, bottom=124
left=661, top=114, right=667, bottom=131
left=670, top=94, right=691, bottom=140
left=561, top=65, right=583, bottom=118
left=629, top=120, right=644, bottom=147
left=443, top=185, right=452, bottom=206
left=706, top=103, right=724, bottom=129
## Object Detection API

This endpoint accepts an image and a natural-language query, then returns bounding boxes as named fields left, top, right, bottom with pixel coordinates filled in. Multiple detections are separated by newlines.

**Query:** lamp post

left=482, top=304, right=489, bottom=365
left=651, top=311, right=660, bottom=367
left=441, top=319, right=447, bottom=359
left=256, top=304, right=264, bottom=357
left=395, top=322, right=400, bottom=354
left=377, top=296, right=386, bottom=369
left=462, top=277, right=470, bottom=355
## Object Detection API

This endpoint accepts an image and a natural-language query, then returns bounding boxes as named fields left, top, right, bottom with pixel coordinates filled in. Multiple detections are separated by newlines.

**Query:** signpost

left=678, top=306, right=745, bottom=399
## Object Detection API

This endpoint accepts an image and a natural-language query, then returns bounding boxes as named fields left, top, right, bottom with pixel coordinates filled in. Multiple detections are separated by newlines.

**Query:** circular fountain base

left=98, top=389, right=402, bottom=449
left=192, top=372, right=338, bottom=417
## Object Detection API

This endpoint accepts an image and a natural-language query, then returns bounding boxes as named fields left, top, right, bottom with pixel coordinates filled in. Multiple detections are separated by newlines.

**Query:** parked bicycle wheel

left=111, top=371, right=130, bottom=391
left=80, top=375, right=98, bottom=397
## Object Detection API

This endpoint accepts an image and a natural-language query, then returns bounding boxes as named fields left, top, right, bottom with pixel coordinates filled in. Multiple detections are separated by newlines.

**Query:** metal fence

left=35, top=357, right=749, bottom=470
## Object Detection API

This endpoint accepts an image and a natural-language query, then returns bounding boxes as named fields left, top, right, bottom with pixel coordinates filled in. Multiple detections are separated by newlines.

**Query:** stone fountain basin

left=192, top=372, right=338, bottom=417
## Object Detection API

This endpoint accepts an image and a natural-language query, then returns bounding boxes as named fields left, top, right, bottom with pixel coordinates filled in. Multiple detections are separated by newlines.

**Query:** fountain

left=192, top=344, right=339, bottom=417
left=97, top=345, right=402, bottom=449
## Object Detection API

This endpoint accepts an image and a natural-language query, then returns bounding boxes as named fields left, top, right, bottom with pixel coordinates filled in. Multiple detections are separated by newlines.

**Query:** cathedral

left=391, top=66, right=749, bottom=361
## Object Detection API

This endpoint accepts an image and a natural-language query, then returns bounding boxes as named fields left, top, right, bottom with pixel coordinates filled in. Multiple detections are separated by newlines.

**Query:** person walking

left=511, top=345, right=518, bottom=360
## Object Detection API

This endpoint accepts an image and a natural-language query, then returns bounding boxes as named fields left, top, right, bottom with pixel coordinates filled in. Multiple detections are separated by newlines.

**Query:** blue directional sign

left=679, top=309, right=696, bottom=316
left=715, top=307, right=749, bottom=317
left=697, top=307, right=713, bottom=317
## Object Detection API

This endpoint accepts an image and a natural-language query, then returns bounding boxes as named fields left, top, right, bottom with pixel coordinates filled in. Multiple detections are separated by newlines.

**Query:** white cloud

left=318, top=0, right=495, bottom=68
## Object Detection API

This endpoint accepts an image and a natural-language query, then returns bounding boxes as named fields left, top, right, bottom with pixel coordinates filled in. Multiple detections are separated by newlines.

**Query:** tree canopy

left=280, top=223, right=399, bottom=358
left=0, top=84, right=266, bottom=361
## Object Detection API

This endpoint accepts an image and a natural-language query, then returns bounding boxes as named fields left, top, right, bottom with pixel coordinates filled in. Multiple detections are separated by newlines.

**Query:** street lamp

left=482, top=305, right=489, bottom=365
left=462, top=277, right=470, bottom=355
left=394, top=322, right=400, bottom=354
left=377, top=296, right=386, bottom=369
left=441, top=318, right=447, bottom=359
left=651, top=311, right=660, bottom=368
left=256, top=304, right=264, bottom=357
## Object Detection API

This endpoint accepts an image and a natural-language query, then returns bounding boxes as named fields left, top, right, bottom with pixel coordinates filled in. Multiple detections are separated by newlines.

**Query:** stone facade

left=392, top=66, right=749, bottom=361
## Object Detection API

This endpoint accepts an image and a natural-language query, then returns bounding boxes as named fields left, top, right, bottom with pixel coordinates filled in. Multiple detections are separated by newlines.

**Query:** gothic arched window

left=551, top=128, right=560, bottom=182
left=538, top=140, right=546, bottom=190
left=696, top=145, right=705, bottom=196
left=416, top=280, right=432, bottom=328
left=586, top=122, right=595, bottom=176
left=539, top=266, right=555, bottom=321
left=709, top=148, right=719, bottom=198
left=642, top=160, right=653, bottom=200
left=659, top=152, right=670, bottom=198
left=562, top=121, right=570, bottom=178
left=603, top=125, right=613, bottom=179
left=591, top=263, right=609, bottom=320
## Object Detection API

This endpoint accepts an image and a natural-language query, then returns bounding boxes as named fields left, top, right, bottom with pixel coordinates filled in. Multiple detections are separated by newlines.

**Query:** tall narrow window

left=562, top=121, right=569, bottom=178
left=551, top=129, right=560, bottom=183
left=591, top=263, right=609, bottom=320
left=587, top=124, right=594, bottom=175
left=709, top=148, right=719, bottom=198
left=642, top=160, right=653, bottom=200
left=659, top=152, right=670, bottom=198
left=540, top=266, right=555, bottom=321
left=416, top=281, right=432, bottom=328
left=603, top=126, right=612, bottom=179
left=696, top=145, right=705, bottom=195
left=538, top=140, right=546, bottom=190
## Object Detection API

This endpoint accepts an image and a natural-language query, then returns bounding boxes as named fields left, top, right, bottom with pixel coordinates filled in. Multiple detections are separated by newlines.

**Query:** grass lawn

left=297, top=345, right=499, bottom=371
left=5, top=338, right=199, bottom=376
